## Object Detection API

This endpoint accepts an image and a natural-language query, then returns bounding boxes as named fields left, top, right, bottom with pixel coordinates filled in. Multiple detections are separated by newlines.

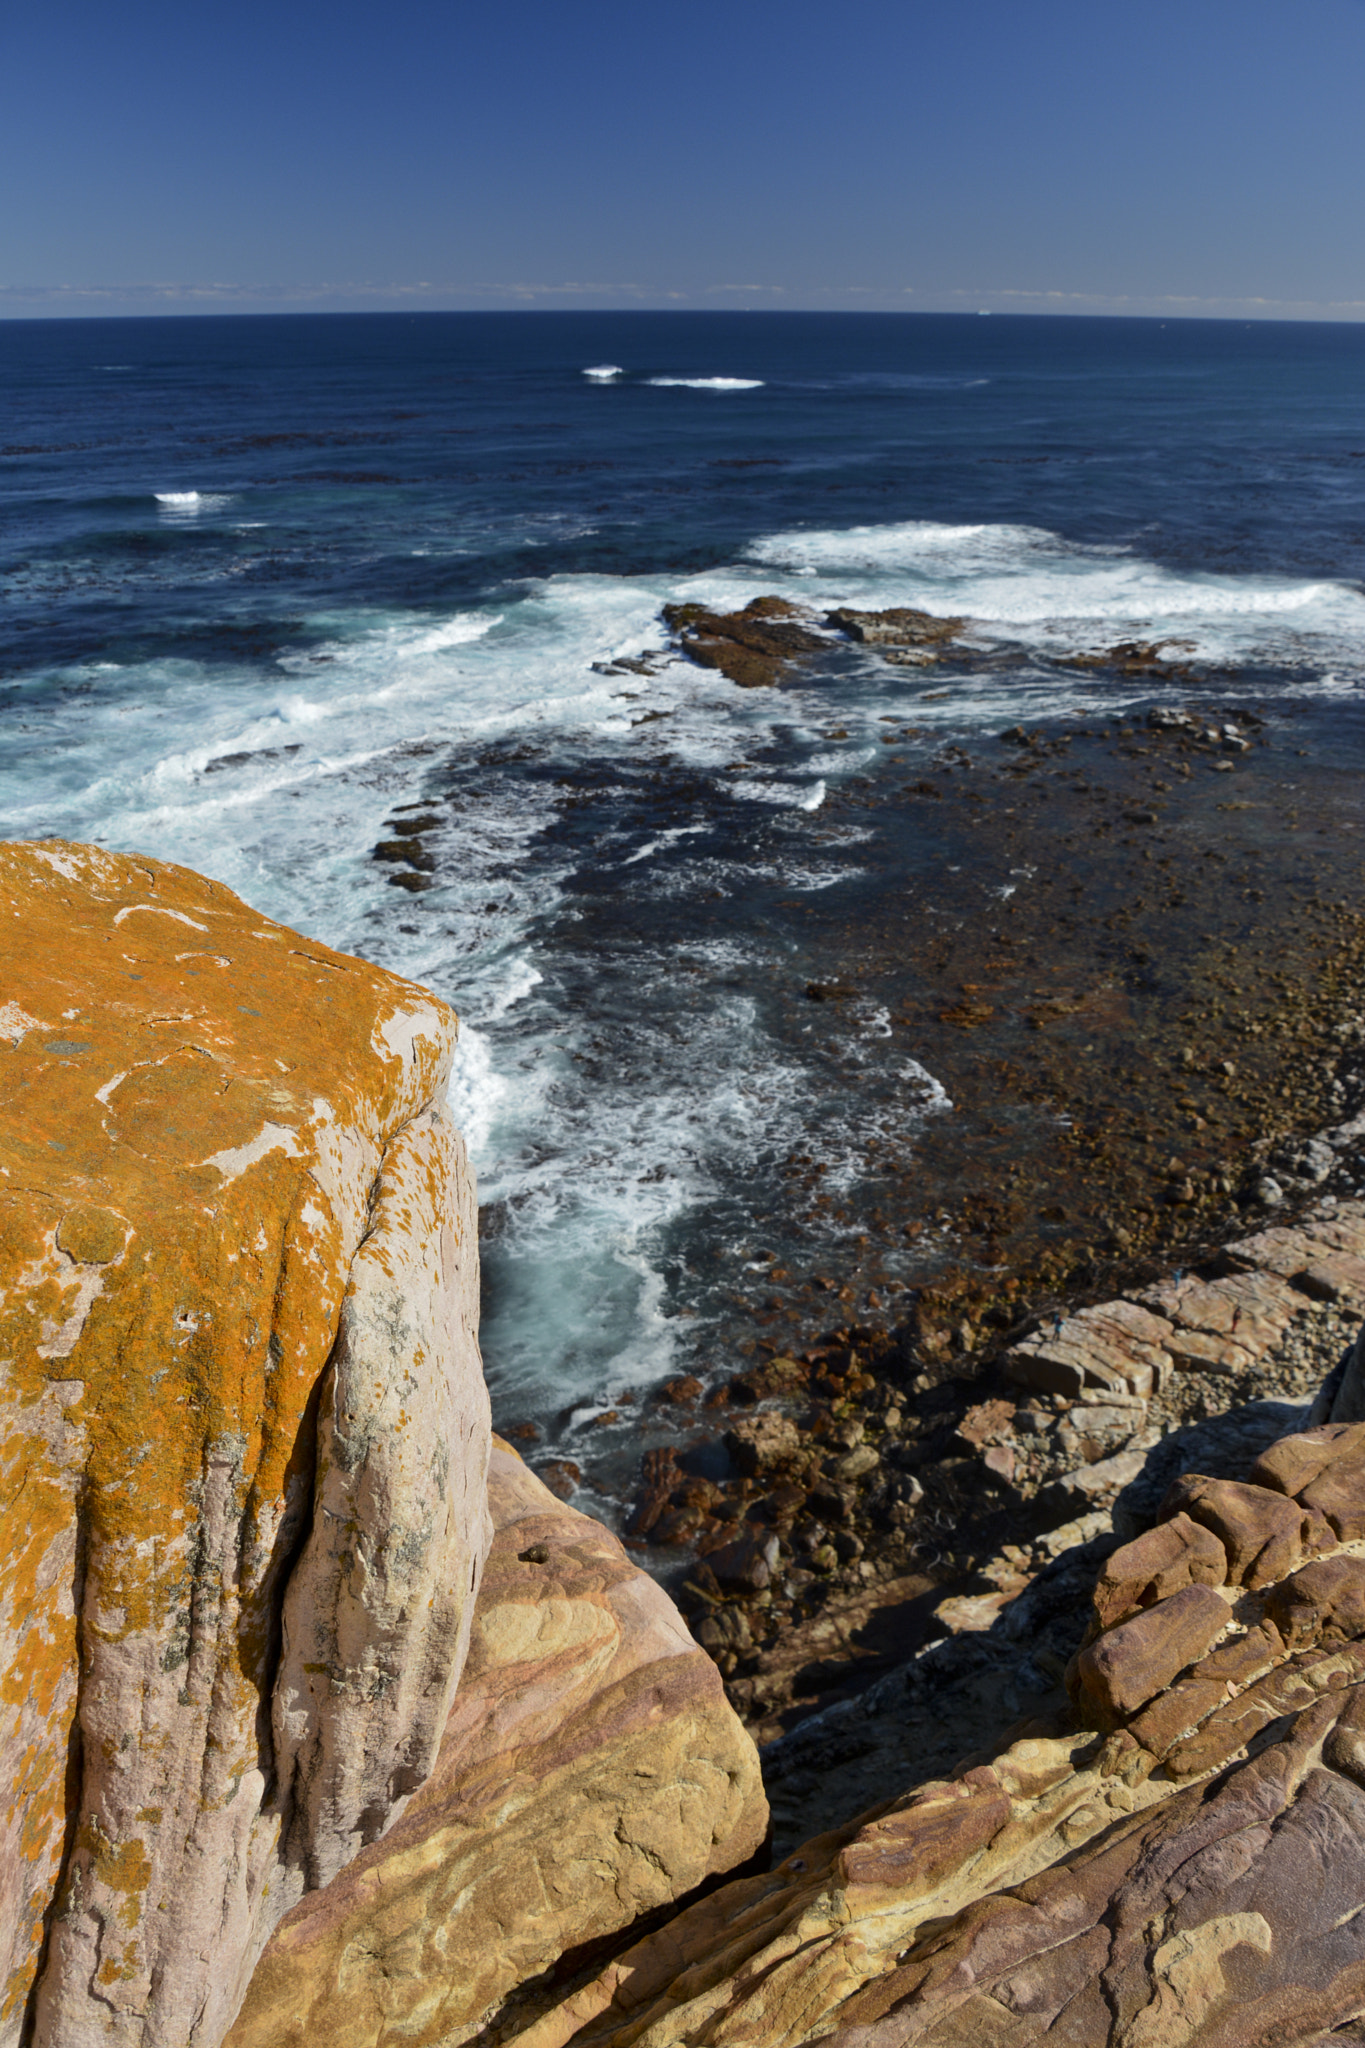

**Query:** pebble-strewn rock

left=0, top=843, right=491, bottom=2048
left=226, top=1445, right=767, bottom=2048
left=502, top=1356, right=1365, bottom=2048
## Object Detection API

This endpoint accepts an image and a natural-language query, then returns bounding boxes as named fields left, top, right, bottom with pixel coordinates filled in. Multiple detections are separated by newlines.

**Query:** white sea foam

left=723, top=776, right=826, bottom=810
left=8, top=510, right=1359, bottom=1431
left=154, top=490, right=234, bottom=514
left=647, top=377, right=765, bottom=391
left=583, top=364, right=624, bottom=380
left=746, top=517, right=1365, bottom=675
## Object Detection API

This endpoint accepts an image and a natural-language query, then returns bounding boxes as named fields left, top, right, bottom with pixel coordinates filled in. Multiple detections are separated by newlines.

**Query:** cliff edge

left=0, top=842, right=492, bottom=2046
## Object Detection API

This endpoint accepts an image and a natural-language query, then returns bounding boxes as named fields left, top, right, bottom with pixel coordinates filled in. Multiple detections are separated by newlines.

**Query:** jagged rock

left=507, top=1384, right=1365, bottom=2048
left=0, top=842, right=490, bottom=2048
left=225, top=1446, right=766, bottom=2048
left=1005, top=1299, right=1175, bottom=1400
left=824, top=605, right=964, bottom=649
left=662, top=598, right=824, bottom=689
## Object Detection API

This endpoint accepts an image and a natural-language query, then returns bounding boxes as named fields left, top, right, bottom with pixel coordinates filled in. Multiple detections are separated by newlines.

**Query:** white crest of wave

left=583, top=364, right=624, bottom=379
left=747, top=516, right=1365, bottom=666
left=154, top=490, right=234, bottom=513
left=724, top=776, right=826, bottom=810
left=647, top=377, right=765, bottom=391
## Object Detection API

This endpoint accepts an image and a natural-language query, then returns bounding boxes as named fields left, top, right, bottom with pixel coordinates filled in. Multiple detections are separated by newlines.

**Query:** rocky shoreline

left=518, top=598, right=1365, bottom=1785
left=11, top=836, right=1365, bottom=2045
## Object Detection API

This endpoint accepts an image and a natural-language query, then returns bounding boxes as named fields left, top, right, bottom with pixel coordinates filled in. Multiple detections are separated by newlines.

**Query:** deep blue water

left=4, top=310, right=1364, bottom=1499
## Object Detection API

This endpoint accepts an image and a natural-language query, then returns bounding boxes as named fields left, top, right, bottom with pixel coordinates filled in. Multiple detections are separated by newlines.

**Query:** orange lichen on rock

left=0, top=842, right=490, bottom=2048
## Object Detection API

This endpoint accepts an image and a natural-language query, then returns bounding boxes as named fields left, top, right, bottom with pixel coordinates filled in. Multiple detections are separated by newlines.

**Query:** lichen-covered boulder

left=0, top=842, right=491, bottom=2048
left=225, top=1444, right=768, bottom=2048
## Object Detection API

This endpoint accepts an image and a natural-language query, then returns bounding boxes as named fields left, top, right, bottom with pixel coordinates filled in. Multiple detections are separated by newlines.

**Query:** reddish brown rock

left=1251, top=1420, right=1365, bottom=1500
left=1252, top=1422, right=1365, bottom=1543
left=1093, top=1512, right=1228, bottom=1630
left=1074, top=1583, right=1229, bottom=1724
left=837, top=1774, right=1011, bottom=1896
left=663, top=598, right=824, bottom=689
left=225, top=1447, right=766, bottom=2048
left=0, top=842, right=490, bottom=2048
left=1160, top=1473, right=1336, bottom=1587
left=1266, top=1555, right=1365, bottom=1650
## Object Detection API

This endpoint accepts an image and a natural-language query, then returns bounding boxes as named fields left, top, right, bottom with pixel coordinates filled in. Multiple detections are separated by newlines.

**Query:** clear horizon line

left=3, top=278, right=1365, bottom=323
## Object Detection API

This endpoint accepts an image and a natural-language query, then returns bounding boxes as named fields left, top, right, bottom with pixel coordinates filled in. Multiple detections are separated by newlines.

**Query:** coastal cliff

left=0, top=841, right=491, bottom=2043
left=0, top=841, right=765, bottom=2048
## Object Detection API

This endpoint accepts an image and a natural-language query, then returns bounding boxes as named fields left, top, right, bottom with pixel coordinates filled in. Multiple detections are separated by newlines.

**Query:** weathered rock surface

left=226, top=1445, right=767, bottom=2048
left=505, top=1381, right=1365, bottom=2048
left=0, top=842, right=490, bottom=2046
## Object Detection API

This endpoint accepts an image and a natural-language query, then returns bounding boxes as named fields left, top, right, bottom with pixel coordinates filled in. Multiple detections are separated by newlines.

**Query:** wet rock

left=824, top=605, right=965, bottom=650
left=536, top=1459, right=582, bottom=1499
left=706, top=1528, right=781, bottom=1594
left=663, top=597, right=825, bottom=688
left=658, top=1373, right=704, bottom=1405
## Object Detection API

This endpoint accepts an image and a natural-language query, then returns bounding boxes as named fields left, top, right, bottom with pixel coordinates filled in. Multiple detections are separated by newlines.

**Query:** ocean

left=4, top=310, right=1365, bottom=1512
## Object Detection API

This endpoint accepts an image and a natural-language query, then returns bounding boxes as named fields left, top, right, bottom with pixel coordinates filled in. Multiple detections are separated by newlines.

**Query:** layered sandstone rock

left=507, top=1405, right=1365, bottom=2048
left=226, top=1445, right=768, bottom=2048
left=0, top=842, right=490, bottom=2047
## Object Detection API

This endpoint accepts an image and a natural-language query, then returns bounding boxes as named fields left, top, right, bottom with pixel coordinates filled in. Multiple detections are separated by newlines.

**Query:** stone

left=0, top=842, right=490, bottom=2048
left=725, top=1412, right=802, bottom=1477
left=1266, top=1555, right=1365, bottom=1650
left=225, top=1447, right=766, bottom=2048
left=1074, top=1583, right=1229, bottom=1723
left=705, top=1528, right=780, bottom=1594
left=1160, top=1473, right=1336, bottom=1587
left=1093, top=1512, right=1228, bottom=1631
left=837, top=1773, right=1011, bottom=1894
left=1250, top=1421, right=1365, bottom=1503
left=1142, top=1268, right=1303, bottom=1357
left=1005, top=1299, right=1173, bottom=1401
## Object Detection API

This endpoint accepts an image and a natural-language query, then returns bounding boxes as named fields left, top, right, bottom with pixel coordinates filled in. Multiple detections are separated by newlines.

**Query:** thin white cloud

left=3, top=278, right=1364, bottom=320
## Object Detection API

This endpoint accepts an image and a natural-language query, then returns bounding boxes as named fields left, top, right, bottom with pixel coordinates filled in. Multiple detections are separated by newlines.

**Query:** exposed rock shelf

left=500, top=1403, right=1365, bottom=2048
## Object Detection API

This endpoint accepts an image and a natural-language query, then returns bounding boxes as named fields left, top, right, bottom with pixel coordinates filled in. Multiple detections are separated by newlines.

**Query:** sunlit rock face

left=0, top=840, right=490, bottom=2048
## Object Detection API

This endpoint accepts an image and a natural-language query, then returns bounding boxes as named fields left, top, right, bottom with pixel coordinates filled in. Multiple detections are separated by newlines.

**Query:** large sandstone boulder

left=504, top=1404, right=1365, bottom=2048
left=226, top=1444, right=769, bottom=2048
left=0, top=843, right=491, bottom=2047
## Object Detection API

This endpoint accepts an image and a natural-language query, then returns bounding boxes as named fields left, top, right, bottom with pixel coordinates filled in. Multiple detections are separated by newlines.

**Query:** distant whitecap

left=583, top=364, right=624, bottom=380
left=154, top=490, right=233, bottom=513
left=652, top=377, right=766, bottom=391
left=647, top=376, right=764, bottom=391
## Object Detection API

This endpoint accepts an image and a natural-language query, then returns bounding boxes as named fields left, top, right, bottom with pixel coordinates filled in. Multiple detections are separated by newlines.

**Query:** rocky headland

left=0, top=843, right=762, bottom=2047
left=9, top=833, right=1365, bottom=2046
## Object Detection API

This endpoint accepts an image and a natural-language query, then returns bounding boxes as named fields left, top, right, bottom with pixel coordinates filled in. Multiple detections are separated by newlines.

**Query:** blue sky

left=4, top=0, right=1364, bottom=318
